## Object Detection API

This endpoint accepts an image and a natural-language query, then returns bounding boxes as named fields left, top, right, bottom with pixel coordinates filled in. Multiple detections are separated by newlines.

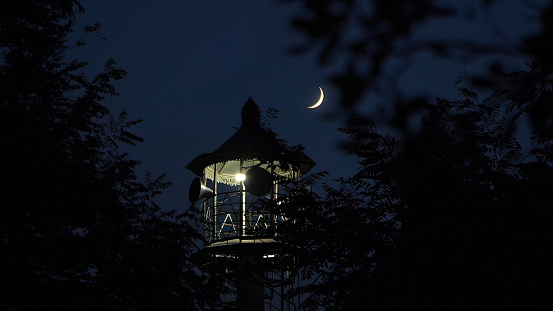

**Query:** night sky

left=71, top=0, right=539, bottom=212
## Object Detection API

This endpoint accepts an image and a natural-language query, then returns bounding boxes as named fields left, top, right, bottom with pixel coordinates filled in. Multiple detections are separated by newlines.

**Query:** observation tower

left=187, top=98, right=315, bottom=310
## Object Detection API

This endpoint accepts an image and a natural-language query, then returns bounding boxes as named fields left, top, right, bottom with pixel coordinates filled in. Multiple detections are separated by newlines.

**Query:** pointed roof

left=186, top=97, right=315, bottom=176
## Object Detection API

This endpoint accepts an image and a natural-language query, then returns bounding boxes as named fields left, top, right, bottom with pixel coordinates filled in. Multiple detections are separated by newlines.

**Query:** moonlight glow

left=307, top=87, right=324, bottom=109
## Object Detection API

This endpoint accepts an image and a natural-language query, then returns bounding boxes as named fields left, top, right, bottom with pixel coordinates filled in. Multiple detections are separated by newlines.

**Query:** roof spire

left=241, top=97, right=261, bottom=129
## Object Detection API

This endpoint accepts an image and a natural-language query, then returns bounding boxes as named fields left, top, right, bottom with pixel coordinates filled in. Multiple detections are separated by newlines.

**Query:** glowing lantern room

left=186, top=97, right=315, bottom=245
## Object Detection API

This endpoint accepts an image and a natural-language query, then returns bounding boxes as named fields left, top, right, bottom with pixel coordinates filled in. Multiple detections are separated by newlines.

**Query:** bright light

left=236, top=173, right=246, bottom=182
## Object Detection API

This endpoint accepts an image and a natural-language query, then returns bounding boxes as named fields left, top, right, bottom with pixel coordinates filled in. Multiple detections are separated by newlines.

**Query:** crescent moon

left=307, top=87, right=324, bottom=109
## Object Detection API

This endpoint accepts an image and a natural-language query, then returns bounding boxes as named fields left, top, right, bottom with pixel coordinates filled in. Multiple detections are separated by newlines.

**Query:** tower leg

left=237, top=250, right=264, bottom=311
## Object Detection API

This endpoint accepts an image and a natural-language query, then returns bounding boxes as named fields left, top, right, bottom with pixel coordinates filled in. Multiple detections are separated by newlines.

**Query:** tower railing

left=202, top=190, right=292, bottom=244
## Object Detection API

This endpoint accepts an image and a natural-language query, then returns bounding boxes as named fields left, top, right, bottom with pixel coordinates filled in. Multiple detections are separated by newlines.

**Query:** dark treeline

left=280, top=0, right=553, bottom=310
left=1, top=1, right=212, bottom=310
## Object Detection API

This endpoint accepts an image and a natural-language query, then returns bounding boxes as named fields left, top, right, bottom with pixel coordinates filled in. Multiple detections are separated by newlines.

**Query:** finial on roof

left=241, top=97, right=261, bottom=129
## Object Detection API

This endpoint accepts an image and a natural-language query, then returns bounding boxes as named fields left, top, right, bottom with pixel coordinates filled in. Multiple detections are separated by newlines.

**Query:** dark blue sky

left=72, top=0, right=539, bottom=211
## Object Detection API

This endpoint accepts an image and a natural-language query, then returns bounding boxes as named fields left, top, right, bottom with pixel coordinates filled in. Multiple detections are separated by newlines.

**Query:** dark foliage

left=283, top=69, right=552, bottom=310
left=389, top=73, right=552, bottom=309
left=284, top=0, right=553, bottom=310
left=1, top=1, right=210, bottom=309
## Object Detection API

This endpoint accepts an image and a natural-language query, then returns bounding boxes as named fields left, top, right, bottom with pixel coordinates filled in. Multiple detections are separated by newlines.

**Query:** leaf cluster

left=283, top=0, right=553, bottom=309
left=283, top=67, right=553, bottom=309
left=0, top=1, right=211, bottom=309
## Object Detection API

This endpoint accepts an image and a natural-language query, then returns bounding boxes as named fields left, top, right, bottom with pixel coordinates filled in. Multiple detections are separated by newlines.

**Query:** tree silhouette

left=284, top=0, right=553, bottom=310
left=284, top=71, right=552, bottom=310
left=1, top=1, right=210, bottom=309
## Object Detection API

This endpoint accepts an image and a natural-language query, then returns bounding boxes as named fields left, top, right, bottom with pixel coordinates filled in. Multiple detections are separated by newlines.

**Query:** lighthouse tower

left=186, top=98, right=315, bottom=310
